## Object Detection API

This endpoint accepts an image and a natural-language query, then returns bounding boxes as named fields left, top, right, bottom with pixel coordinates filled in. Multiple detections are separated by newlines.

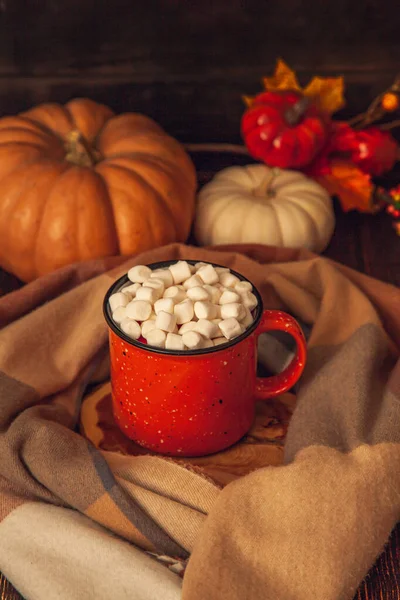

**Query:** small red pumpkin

left=329, top=122, right=399, bottom=176
left=241, top=90, right=330, bottom=169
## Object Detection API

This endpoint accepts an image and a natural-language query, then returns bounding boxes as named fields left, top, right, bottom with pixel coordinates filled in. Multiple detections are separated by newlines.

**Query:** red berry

left=389, top=185, right=400, bottom=201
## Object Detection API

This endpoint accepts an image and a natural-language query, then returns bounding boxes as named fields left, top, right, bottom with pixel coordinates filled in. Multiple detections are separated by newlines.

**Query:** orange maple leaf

left=262, top=58, right=302, bottom=93
left=315, top=159, right=380, bottom=213
left=303, top=75, right=345, bottom=114
left=244, top=58, right=345, bottom=115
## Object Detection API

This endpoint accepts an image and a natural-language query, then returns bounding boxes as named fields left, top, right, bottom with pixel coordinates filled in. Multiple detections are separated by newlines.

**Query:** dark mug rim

left=103, top=259, right=264, bottom=356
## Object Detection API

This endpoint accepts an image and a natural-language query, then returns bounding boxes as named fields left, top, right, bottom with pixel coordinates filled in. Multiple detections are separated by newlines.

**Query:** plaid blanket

left=0, top=243, right=399, bottom=600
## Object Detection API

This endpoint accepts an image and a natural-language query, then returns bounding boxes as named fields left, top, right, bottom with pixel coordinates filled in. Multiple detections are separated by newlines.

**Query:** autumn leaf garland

left=244, top=59, right=346, bottom=115
left=241, top=59, right=400, bottom=217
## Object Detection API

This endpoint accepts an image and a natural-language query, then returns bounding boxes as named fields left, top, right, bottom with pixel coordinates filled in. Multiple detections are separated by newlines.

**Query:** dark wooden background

left=0, top=2, right=400, bottom=598
left=1, top=0, right=399, bottom=288
left=0, top=0, right=399, bottom=143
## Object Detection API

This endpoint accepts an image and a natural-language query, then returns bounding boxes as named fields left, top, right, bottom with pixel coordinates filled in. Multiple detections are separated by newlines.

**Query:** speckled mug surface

left=103, top=260, right=307, bottom=457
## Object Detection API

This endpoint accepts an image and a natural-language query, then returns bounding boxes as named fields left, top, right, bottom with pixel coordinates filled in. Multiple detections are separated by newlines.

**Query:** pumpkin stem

left=284, top=96, right=311, bottom=126
left=253, top=168, right=280, bottom=197
left=64, top=130, right=100, bottom=167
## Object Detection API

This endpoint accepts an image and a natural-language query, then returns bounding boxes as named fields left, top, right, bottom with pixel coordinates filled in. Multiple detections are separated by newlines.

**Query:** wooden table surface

left=0, top=152, right=399, bottom=599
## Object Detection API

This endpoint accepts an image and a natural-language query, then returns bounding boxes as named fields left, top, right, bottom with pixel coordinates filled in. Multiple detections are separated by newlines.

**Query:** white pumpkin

left=194, top=164, right=335, bottom=253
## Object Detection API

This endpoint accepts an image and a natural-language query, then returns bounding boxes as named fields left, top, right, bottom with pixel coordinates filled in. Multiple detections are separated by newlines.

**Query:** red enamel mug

left=103, top=260, right=307, bottom=457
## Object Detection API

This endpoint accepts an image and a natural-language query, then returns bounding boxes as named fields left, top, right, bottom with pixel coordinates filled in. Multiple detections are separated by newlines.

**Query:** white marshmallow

left=143, top=278, right=165, bottom=299
left=125, top=300, right=152, bottom=321
left=179, top=321, right=198, bottom=335
left=202, top=338, right=214, bottom=348
left=117, top=262, right=256, bottom=351
left=203, top=284, right=221, bottom=304
left=165, top=333, right=185, bottom=351
left=163, top=286, right=187, bottom=303
left=241, top=307, right=254, bottom=327
left=220, top=303, right=246, bottom=320
left=154, top=298, right=175, bottom=315
left=182, top=331, right=204, bottom=350
left=109, top=292, right=129, bottom=312
left=120, top=318, right=141, bottom=339
left=241, top=292, right=258, bottom=310
left=186, top=286, right=209, bottom=301
left=121, top=283, right=141, bottom=299
left=219, top=317, right=243, bottom=340
left=235, top=281, right=253, bottom=294
left=182, top=274, right=203, bottom=290
left=197, top=264, right=219, bottom=285
left=219, top=290, right=240, bottom=305
left=127, top=265, right=152, bottom=283
left=150, top=269, right=174, bottom=287
left=112, top=306, right=127, bottom=324
left=174, top=299, right=194, bottom=324
left=169, top=261, right=192, bottom=284
left=219, top=272, right=240, bottom=288
left=146, top=329, right=166, bottom=348
left=155, top=311, right=177, bottom=333
left=194, top=301, right=218, bottom=320
left=141, top=319, right=157, bottom=338
left=194, top=319, right=220, bottom=339
left=135, top=286, right=158, bottom=304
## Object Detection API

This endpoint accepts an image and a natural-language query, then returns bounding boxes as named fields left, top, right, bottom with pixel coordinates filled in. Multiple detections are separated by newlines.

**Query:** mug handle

left=254, top=310, right=307, bottom=400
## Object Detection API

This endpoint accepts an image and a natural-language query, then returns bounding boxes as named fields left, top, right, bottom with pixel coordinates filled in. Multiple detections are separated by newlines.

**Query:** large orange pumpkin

left=0, top=98, right=197, bottom=282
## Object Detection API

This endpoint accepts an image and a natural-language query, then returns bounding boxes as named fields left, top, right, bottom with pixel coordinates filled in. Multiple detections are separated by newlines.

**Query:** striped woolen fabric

left=0, top=243, right=399, bottom=600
